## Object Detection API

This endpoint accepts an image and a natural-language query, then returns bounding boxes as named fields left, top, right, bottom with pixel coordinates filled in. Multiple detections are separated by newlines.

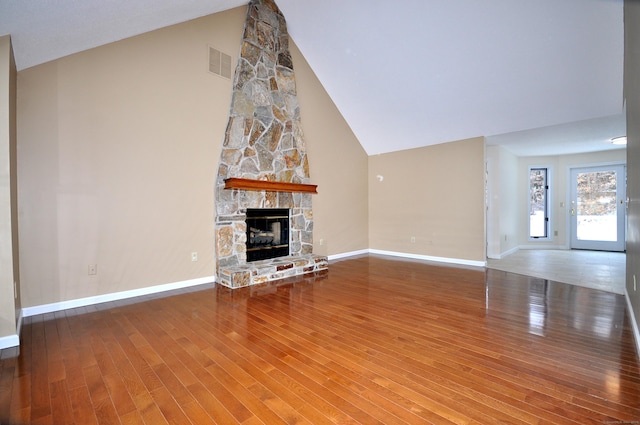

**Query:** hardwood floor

left=1, top=254, right=639, bottom=424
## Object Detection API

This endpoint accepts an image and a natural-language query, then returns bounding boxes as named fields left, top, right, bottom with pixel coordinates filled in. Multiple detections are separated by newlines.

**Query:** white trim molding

left=0, top=310, right=24, bottom=350
left=488, top=246, right=519, bottom=260
left=328, top=249, right=487, bottom=267
left=328, top=249, right=369, bottom=261
left=0, top=333, right=19, bottom=350
left=625, top=288, right=640, bottom=359
left=22, top=276, right=216, bottom=318
left=368, top=249, right=486, bottom=268
left=328, top=249, right=486, bottom=267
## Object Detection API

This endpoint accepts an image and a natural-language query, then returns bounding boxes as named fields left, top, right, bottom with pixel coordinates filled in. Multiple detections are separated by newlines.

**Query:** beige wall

left=290, top=42, right=369, bottom=258
left=0, top=35, right=18, bottom=340
left=368, top=137, right=486, bottom=263
left=17, top=10, right=245, bottom=308
left=624, top=0, right=640, bottom=348
left=8, top=37, right=20, bottom=327
left=16, top=7, right=369, bottom=308
left=517, top=149, right=626, bottom=248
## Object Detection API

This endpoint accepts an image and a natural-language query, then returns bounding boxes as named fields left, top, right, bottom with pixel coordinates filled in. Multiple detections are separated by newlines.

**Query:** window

left=529, top=167, right=550, bottom=239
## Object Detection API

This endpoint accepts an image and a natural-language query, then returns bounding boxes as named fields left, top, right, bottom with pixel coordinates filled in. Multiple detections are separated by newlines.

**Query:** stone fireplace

left=214, top=0, right=327, bottom=288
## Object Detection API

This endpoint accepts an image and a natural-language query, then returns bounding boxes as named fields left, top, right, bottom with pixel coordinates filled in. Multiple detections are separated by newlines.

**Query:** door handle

left=570, top=208, right=575, bottom=216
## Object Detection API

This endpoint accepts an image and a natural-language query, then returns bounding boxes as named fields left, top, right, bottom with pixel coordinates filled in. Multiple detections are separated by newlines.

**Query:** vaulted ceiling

left=0, top=0, right=626, bottom=156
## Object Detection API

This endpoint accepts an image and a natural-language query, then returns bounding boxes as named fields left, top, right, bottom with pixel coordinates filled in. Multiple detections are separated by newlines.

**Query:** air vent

left=209, top=46, right=232, bottom=79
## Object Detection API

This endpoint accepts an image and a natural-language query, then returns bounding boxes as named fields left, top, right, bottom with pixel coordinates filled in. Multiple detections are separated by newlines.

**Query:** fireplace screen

left=246, top=208, right=290, bottom=262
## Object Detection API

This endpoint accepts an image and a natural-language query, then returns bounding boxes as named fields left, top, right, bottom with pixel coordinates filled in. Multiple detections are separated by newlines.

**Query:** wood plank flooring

left=1, top=254, right=639, bottom=424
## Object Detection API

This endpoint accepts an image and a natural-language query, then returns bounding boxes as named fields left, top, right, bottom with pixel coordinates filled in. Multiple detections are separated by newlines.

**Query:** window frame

left=528, top=166, right=552, bottom=241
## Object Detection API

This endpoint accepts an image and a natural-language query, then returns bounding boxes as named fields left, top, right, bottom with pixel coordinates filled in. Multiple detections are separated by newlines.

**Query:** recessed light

left=609, top=136, right=627, bottom=145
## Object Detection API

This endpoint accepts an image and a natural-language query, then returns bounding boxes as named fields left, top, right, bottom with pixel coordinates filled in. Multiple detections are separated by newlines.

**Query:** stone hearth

left=218, top=255, right=328, bottom=288
left=214, top=0, right=327, bottom=288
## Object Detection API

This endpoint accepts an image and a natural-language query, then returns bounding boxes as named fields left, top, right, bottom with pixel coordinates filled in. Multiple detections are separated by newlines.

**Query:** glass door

left=569, top=164, right=626, bottom=251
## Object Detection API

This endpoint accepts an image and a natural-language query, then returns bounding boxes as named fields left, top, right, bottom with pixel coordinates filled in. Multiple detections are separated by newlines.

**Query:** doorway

left=569, top=164, right=626, bottom=251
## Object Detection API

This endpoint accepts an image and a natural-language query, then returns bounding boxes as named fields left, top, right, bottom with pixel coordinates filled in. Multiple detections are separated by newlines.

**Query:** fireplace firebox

left=246, top=208, right=290, bottom=262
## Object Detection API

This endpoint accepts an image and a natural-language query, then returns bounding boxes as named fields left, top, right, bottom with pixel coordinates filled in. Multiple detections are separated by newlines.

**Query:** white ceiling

left=0, top=0, right=626, bottom=156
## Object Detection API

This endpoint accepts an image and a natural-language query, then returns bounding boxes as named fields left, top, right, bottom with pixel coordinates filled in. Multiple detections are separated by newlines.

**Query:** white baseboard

left=488, top=246, right=519, bottom=260
left=22, top=276, right=216, bottom=318
left=625, top=287, right=640, bottom=359
left=328, top=249, right=486, bottom=267
left=0, top=333, right=19, bottom=350
left=0, top=310, right=24, bottom=350
left=368, top=249, right=486, bottom=268
left=328, top=249, right=369, bottom=261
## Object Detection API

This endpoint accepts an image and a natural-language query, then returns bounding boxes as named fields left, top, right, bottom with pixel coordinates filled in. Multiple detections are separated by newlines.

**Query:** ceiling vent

left=209, top=46, right=232, bottom=79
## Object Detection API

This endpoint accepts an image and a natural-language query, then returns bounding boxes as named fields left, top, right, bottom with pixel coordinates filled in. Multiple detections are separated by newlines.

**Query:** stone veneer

left=214, top=0, right=327, bottom=288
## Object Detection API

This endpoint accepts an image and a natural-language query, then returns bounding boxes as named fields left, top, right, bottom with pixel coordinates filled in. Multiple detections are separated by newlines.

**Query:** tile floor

left=487, top=249, right=626, bottom=294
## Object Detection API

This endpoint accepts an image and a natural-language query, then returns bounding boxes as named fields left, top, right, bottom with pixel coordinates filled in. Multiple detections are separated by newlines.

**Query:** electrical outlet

left=191, top=252, right=198, bottom=262
left=319, top=239, right=324, bottom=246
left=410, top=236, right=416, bottom=243
left=88, top=264, right=97, bottom=275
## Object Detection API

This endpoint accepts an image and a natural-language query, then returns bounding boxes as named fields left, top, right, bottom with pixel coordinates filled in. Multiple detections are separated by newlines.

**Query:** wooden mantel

left=224, top=178, right=318, bottom=194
